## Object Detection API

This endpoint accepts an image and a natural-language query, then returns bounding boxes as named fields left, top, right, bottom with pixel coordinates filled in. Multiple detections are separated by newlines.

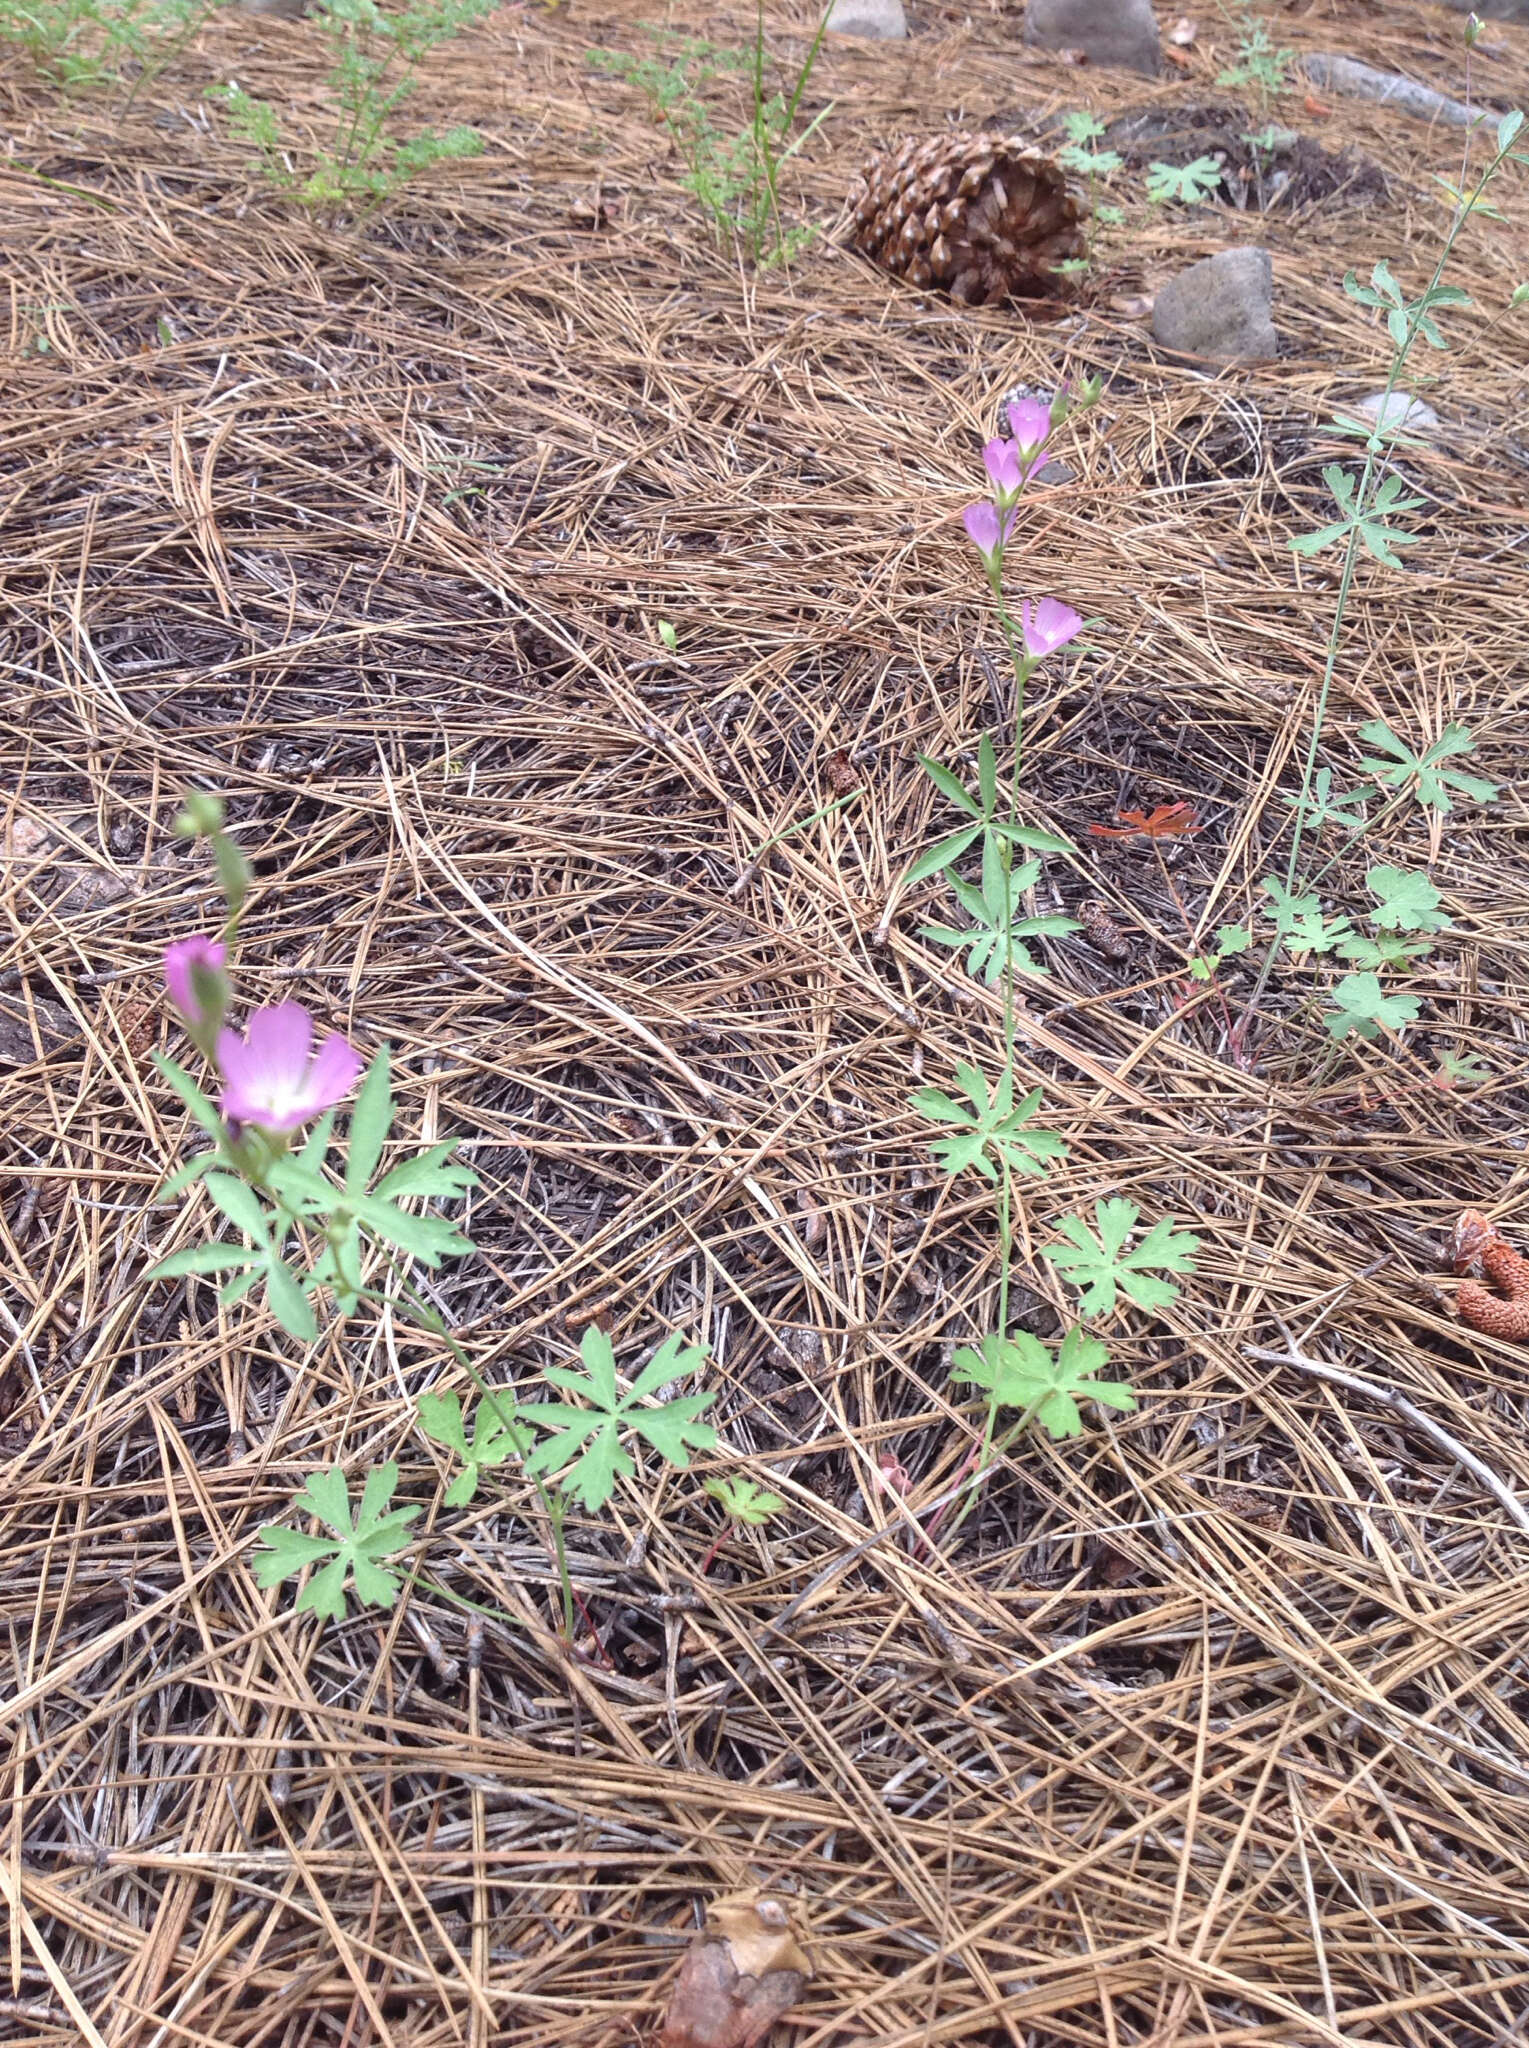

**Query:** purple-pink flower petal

left=305, top=1032, right=365, bottom=1111
left=163, top=935, right=227, bottom=1026
left=1019, top=596, right=1084, bottom=660
left=216, top=1001, right=361, bottom=1133
left=963, top=501, right=1001, bottom=558
left=982, top=437, right=1022, bottom=498
left=1006, top=397, right=1053, bottom=464
left=962, top=500, right=1017, bottom=567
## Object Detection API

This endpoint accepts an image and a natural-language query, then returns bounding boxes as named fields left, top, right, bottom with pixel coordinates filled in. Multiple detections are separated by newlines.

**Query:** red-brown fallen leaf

left=1164, top=45, right=1193, bottom=69
left=1088, top=802, right=1200, bottom=840
left=660, top=1893, right=811, bottom=2048
left=1303, top=93, right=1332, bottom=117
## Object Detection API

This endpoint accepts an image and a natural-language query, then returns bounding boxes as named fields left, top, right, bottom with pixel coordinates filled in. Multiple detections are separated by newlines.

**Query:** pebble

left=1355, top=392, right=1440, bottom=433
left=1022, top=0, right=1162, bottom=78
left=1301, top=52, right=1478, bottom=130
left=1151, top=248, right=1278, bottom=362
left=825, top=0, right=907, bottom=39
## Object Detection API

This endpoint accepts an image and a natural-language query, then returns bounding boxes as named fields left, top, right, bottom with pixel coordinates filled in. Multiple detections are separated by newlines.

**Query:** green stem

left=374, top=1258, right=577, bottom=1641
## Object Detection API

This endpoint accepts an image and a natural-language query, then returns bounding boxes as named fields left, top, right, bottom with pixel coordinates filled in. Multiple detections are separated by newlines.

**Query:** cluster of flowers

left=163, top=936, right=362, bottom=1137
left=961, top=394, right=1083, bottom=665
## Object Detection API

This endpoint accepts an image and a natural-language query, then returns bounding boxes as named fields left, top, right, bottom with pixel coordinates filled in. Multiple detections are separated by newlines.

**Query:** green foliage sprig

left=587, top=6, right=831, bottom=267
left=216, top=0, right=493, bottom=211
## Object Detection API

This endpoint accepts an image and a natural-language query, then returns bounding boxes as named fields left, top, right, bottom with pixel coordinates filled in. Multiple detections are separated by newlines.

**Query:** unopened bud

left=175, top=789, right=225, bottom=838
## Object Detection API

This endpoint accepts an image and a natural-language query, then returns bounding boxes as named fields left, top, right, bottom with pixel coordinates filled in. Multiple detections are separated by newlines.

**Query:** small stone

left=1301, top=53, right=1477, bottom=129
left=1023, top=0, right=1162, bottom=78
left=1435, top=0, right=1529, bottom=18
left=1152, top=247, right=1277, bottom=362
left=0, top=991, right=79, bottom=1067
left=825, top=0, right=907, bottom=39
left=1355, top=392, right=1440, bottom=433
left=232, top=0, right=309, bottom=14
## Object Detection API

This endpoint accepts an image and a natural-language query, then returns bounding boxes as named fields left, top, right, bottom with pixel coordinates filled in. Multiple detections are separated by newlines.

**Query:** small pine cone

left=847, top=132, right=1088, bottom=305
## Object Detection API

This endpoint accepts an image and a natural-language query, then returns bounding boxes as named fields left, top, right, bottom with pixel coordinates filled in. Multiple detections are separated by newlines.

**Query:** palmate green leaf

left=1042, top=1198, right=1201, bottom=1316
left=1278, top=767, right=1367, bottom=834
left=519, top=1326, right=716, bottom=1514
left=1357, top=721, right=1497, bottom=813
left=705, top=1474, right=784, bottom=1526
left=1366, top=865, right=1450, bottom=934
left=952, top=1326, right=1136, bottom=1441
left=1338, top=932, right=1431, bottom=969
left=912, top=1066, right=1066, bottom=1183
left=1325, top=973, right=1421, bottom=1042
left=418, top=1388, right=530, bottom=1506
left=1145, top=155, right=1223, bottom=205
left=253, top=1461, right=420, bottom=1623
left=1260, top=878, right=1353, bottom=957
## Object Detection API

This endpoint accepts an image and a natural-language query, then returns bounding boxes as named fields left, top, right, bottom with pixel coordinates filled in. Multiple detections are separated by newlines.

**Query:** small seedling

left=1145, top=156, right=1224, bottom=206
left=1216, top=8, right=1294, bottom=101
left=1325, top=972, right=1420, bottom=1042
left=254, top=1464, right=419, bottom=1622
left=699, top=1474, right=784, bottom=1571
left=518, top=1326, right=716, bottom=1513
left=1278, top=767, right=1367, bottom=835
left=587, top=10, right=831, bottom=267
left=418, top=1389, right=532, bottom=1505
left=952, top=1327, right=1136, bottom=1442
left=1041, top=1199, right=1200, bottom=1316
left=215, top=0, right=493, bottom=211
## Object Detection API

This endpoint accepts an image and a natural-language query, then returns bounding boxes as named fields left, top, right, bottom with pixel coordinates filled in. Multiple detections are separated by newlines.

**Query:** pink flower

left=982, top=437, right=1022, bottom=501
left=1006, top=397, right=1053, bottom=468
left=963, top=500, right=1017, bottom=569
left=217, top=1002, right=363, bottom=1134
left=1019, top=597, right=1084, bottom=660
left=164, top=935, right=228, bottom=1031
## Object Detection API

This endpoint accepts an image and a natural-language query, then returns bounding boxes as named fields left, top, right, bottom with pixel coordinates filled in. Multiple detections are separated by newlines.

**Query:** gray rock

left=1023, top=0, right=1162, bottom=77
left=233, top=0, right=309, bottom=16
left=1355, top=392, right=1440, bottom=433
left=1435, top=0, right=1529, bottom=20
left=1302, top=52, right=1477, bottom=129
left=825, top=0, right=907, bottom=38
left=1152, top=248, right=1277, bottom=362
left=0, top=992, right=79, bottom=1069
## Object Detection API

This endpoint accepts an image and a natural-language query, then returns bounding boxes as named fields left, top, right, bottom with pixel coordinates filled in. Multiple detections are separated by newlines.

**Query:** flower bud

left=175, top=790, right=226, bottom=838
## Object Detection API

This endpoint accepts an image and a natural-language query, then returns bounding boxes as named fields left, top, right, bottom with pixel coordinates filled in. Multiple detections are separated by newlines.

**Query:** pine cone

left=847, top=133, right=1088, bottom=306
